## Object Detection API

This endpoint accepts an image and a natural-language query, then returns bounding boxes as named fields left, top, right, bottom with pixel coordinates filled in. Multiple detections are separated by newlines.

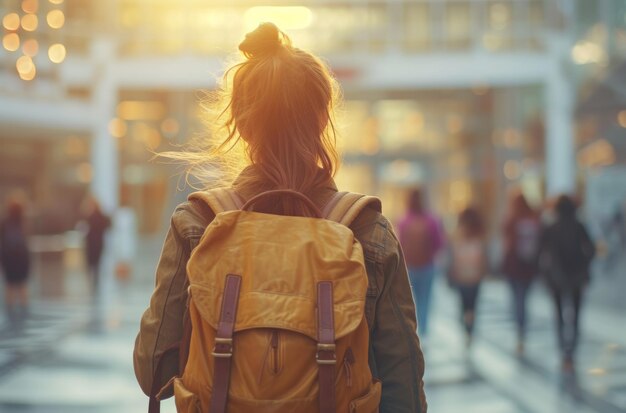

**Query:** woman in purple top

left=397, top=188, right=444, bottom=336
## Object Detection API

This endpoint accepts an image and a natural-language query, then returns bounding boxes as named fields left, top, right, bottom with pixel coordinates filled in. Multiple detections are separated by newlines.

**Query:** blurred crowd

left=0, top=191, right=111, bottom=328
left=397, top=187, right=604, bottom=373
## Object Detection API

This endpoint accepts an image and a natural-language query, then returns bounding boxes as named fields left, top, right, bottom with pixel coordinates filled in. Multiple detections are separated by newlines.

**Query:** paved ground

left=0, top=237, right=623, bottom=413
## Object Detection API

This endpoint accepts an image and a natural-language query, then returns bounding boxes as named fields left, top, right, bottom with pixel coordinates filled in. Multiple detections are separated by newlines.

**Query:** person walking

left=539, top=195, right=595, bottom=372
left=82, top=197, right=111, bottom=294
left=134, top=23, right=426, bottom=413
left=447, top=207, right=487, bottom=347
left=397, top=188, right=444, bottom=337
left=0, top=195, right=31, bottom=326
left=502, top=190, right=541, bottom=355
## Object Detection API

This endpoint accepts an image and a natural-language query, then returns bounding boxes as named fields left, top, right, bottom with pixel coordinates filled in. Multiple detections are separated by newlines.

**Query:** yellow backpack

left=163, top=188, right=382, bottom=413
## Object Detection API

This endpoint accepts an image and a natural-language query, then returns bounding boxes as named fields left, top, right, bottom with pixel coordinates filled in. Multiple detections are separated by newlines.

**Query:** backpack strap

left=188, top=188, right=244, bottom=215
left=210, top=274, right=242, bottom=413
left=323, top=191, right=382, bottom=226
left=317, top=281, right=337, bottom=413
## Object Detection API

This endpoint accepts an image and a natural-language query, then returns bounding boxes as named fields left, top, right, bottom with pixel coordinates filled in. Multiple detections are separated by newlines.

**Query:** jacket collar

left=231, top=165, right=338, bottom=209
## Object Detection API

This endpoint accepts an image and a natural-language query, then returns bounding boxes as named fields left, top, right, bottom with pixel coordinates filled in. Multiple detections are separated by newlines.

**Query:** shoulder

left=169, top=199, right=214, bottom=240
left=350, top=207, right=399, bottom=263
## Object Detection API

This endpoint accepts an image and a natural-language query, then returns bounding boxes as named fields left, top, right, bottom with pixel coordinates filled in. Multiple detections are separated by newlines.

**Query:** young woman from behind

left=133, top=23, right=427, bottom=413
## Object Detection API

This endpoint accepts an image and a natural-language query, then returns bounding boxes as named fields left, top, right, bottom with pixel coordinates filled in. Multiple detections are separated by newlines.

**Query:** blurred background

left=0, top=0, right=625, bottom=412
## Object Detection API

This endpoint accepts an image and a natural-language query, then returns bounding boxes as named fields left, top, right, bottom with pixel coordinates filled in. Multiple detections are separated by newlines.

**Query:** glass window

left=483, top=1, right=514, bottom=51
left=445, top=2, right=471, bottom=50
left=337, top=100, right=378, bottom=155
left=375, top=100, right=425, bottom=152
left=403, top=3, right=432, bottom=52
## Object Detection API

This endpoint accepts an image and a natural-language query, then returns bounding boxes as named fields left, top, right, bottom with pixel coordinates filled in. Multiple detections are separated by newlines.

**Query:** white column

left=90, top=38, right=118, bottom=213
left=545, top=44, right=576, bottom=196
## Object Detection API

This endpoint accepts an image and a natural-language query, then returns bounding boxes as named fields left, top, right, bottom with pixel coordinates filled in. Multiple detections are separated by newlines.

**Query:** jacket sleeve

left=372, top=221, right=427, bottom=413
left=133, top=211, right=191, bottom=397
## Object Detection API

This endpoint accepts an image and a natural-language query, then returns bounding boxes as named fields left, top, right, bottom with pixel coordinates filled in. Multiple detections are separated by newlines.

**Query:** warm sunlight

left=243, top=6, right=313, bottom=32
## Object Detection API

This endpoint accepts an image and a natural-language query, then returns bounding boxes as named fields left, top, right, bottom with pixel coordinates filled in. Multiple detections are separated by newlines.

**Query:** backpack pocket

left=349, top=379, right=381, bottom=413
left=173, top=377, right=201, bottom=413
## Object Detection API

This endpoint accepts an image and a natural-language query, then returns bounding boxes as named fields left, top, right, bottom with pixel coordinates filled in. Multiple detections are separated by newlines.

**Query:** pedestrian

left=502, top=190, right=541, bottom=355
left=397, top=187, right=444, bottom=337
left=446, top=207, right=487, bottom=347
left=539, top=195, right=595, bottom=372
left=0, top=194, right=31, bottom=326
left=82, top=196, right=111, bottom=294
left=134, top=23, right=426, bottom=413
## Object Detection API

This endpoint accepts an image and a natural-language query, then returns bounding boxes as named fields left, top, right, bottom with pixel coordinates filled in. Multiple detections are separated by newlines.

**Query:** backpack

left=450, top=237, right=485, bottom=285
left=514, top=218, right=540, bottom=264
left=150, top=188, right=383, bottom=413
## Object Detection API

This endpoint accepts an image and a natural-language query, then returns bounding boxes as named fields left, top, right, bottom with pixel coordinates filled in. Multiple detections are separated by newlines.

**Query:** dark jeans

left=408, top=265, right=436, bottom=336
left=509, top=278, right=533, bottom=339
left=551, top=286, right=583, bottom=359
left=458, top=284, right=480, bottom=335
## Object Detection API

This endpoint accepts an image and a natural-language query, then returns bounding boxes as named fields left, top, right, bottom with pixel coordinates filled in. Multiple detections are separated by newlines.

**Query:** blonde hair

left=163, top=23, right=341, bottom=209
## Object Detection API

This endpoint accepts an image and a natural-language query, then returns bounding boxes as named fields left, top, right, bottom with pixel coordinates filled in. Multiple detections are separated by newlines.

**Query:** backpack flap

left=187, top=210, right=368, bottom=340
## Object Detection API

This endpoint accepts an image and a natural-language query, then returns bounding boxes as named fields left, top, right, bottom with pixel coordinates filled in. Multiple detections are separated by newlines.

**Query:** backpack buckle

left=212, top=337, right=233, bottom=358
left=316, top=343, right=336, bottom=365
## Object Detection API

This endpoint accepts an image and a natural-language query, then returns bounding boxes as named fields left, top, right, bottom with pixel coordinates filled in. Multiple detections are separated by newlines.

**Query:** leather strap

left=316, top=281, right=336, bottom=413
left=210, top=274, right=242, bottom=413
left=241, top=189, right=323, bottom=218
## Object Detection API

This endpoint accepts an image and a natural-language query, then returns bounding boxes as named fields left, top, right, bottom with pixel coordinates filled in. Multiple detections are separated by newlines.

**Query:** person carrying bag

left=133, top=23, right=427, bottom=413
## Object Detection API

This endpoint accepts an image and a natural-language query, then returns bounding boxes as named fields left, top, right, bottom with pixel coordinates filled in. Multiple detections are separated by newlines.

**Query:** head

left=81, top=195, right=101, bottom=216
left=5, top=193, right=25, bottom=221
left=407, top=188, right=425, bottom=214
left=458, top=206, right=484, bottom=239
left=508, top=189, right=533, bottom=219
left=554, top=194, right=577, bottom=219
left=219, top=23, right=339, bottom=195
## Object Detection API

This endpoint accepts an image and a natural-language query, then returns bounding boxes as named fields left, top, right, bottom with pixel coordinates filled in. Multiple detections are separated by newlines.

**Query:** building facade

left=2, top=0, right=623, bottom=235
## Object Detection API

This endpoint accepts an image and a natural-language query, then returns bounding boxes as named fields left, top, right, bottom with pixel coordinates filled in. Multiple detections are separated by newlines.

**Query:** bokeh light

left=16, top=55, right=34, bottom=73
left=21, top=13, right=38, bottom=31
left=47, top=9, right=65, bottom=29
left=16, top=55, right=36, bottom=80
left=108, top=118, right=128, bottom=138
left=2, top=33, right=20, bottom=52
left=48, top=43, right=66, bottom=63
left=22, top=38, right=39, bottom=57
left=243, top=6, right=313, bottom=31
left=48, top=0, right=64, bottom=4
left=2, top=13, right=21, bottom=31
left=22, top=0, right=39, bottom=14
left=618, top=110, right=626, bottom=128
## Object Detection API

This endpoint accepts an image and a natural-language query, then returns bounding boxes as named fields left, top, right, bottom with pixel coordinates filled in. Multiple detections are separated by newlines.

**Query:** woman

left=397, top=188, right=444, bottom=337
left=447, top=207, right=487, bottom=347
left=0, top=195, right=30, bottom=326
left=502, top=190, right=540, bottom=355
left=82, top=197, right=111, bottom=294
left=134, top=23, right=427, bottom=412
left=539, top=195, right=595, bottom=372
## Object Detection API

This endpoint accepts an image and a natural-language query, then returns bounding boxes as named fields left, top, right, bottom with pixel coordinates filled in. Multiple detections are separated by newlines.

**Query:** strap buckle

left=212, top=337, right=233, bottom=358
left=316, top=343, right=336, bottom=365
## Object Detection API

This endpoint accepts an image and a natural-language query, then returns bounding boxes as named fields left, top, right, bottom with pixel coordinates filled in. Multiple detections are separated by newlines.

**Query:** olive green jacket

left=133, top=176, right=427, bottom=413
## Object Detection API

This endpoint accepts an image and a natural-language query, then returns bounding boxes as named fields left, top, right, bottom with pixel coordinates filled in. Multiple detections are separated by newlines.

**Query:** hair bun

left=239, top=22, right=283, bottom=58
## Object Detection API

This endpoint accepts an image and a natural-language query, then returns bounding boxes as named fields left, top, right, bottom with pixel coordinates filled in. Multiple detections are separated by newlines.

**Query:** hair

left=555, top=194, right=577, bottom=218
left=507, top=189, right=534, bottom=221
left=458, top=206, right=484, bottom=239
left=5, top=193, right=25, bottom=222
left=407, top=188, right=425, bottom=214
left=162, top=23, right=340, bottom=215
